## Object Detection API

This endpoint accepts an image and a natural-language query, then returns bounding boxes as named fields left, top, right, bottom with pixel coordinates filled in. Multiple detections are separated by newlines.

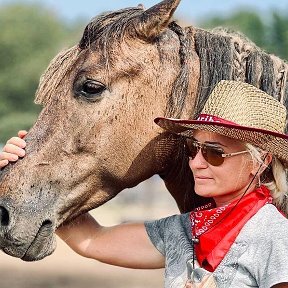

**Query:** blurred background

left=0, top=0, right=287, bottom=287
left=1, top=0, right=288, bottom=143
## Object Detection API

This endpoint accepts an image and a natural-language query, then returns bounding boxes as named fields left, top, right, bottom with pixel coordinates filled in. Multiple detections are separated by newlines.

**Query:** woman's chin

left=194, top=186, right=215, bottom=198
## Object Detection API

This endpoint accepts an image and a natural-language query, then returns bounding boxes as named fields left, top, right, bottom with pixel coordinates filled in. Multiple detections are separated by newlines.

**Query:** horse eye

left=82, top=80, right=105, bottom=95
left=74, top=79, right=106, bottom=101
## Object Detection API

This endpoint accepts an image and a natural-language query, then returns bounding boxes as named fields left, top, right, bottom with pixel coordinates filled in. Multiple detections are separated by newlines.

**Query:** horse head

left=0, top=0, right=198, bottom=261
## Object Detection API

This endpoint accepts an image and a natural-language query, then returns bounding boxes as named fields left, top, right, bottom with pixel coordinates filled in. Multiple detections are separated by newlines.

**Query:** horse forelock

left=79, top=8, right=143, bottom=51
left=35, top=45, right=80, bottom=106
left=193, top=27, right=288, bottom=132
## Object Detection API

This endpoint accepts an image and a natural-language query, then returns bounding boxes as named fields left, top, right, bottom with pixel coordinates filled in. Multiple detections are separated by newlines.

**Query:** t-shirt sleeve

left=144, top=217, right=171, bottom=256
left=144, top=214, right=191, bottom=256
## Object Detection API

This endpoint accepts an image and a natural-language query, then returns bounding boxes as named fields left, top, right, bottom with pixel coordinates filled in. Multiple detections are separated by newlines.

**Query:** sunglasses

left=185, top=138, right=248, bottom=166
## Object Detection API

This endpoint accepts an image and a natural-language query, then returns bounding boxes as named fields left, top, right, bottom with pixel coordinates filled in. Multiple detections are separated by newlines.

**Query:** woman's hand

left=0, top=130, right=28, bottom=168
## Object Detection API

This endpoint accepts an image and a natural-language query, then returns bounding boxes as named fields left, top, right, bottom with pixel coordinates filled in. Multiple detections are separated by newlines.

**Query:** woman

left=1, top=80, right=288, bottom=287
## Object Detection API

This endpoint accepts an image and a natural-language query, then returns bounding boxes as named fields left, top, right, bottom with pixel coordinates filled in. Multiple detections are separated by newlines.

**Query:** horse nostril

left=0, top=206, right=9, bottom=226
left=42, top=219, right=52, bottom=227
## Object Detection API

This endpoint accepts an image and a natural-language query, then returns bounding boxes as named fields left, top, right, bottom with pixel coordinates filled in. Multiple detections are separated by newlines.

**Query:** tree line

left=0, top=3, right=287, bottom=143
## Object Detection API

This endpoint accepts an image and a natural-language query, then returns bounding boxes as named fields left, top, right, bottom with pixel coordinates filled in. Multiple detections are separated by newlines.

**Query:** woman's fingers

left=0, top=151, right=20, bottom=168
left=2, top=144, right=26, bottom=158
left=0, top=151, right=20, bottom=162
left=0, top=159, right=9, bottom=169
left=0, top=132, right=27, bottom=169
left=18, top=130, right=28, bottom=139
left=6, top=137, right=26, bottom=149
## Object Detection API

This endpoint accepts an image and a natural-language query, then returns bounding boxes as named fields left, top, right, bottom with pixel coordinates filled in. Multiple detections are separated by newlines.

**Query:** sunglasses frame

left=185, top=137, right=248, bottom=166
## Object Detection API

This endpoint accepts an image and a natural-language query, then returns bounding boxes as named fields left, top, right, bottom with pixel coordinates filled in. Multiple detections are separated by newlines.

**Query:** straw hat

left=155, top=80, right=288, bottom=166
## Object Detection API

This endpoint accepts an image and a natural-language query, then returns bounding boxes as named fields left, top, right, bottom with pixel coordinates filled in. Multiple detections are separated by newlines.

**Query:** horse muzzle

left=0, top=205, right=56, bottom=261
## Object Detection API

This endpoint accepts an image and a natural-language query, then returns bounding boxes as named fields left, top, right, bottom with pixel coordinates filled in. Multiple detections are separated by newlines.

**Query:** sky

left=0, top=0, right=287, bottom=24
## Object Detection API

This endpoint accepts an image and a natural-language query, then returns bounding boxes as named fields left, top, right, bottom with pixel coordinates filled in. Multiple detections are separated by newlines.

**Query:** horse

left=0, top=0, right=287, bottom=262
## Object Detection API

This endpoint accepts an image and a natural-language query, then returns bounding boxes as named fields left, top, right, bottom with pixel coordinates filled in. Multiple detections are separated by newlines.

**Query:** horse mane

left=192, top=27, right=288, bottom=132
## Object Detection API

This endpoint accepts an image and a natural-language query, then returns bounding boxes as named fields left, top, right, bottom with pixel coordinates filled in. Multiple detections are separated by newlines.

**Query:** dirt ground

left=0, top=246, right=164, bottom=288
left=0, top=178, right=178, bottom=288
left=0, top=248, right=164, bottom=288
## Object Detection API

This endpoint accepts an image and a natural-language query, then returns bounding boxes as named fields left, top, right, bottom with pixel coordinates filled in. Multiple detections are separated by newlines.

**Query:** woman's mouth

left=194, top=175, right=213, bottom=182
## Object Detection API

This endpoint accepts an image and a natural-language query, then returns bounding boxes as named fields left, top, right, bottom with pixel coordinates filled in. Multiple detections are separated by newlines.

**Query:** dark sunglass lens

left=186, top=139, right=199, bottom=158
left=203, top=145, right=224, bottom=166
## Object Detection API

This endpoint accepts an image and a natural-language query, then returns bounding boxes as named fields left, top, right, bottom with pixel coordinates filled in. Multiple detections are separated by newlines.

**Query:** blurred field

left=0, top=176, right=179, bottom=288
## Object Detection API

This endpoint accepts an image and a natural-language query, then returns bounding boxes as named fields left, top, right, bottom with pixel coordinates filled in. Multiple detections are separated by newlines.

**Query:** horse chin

left=21, top=220, right=56, bottom=262
left=3, top=220, right=56, bottom=262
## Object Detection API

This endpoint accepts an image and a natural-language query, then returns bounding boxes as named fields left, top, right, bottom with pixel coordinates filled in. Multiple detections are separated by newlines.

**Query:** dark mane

left=193, top=27, right=288, bottom=132
left=165, top=22, right=191, bottom=118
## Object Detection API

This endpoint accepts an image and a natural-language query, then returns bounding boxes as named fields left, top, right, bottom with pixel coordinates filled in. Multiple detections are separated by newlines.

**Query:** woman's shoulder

left=144, top=213, right=193, bottom=256
left=144, top=212, right=192, bottom=243
left=239, top=204, right=288, bottom=241
left=254, top=204, right=287, bottom=225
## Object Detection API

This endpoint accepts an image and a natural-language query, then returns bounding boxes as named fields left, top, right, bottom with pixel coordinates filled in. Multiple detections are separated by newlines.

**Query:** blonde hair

left=246, top=143, right=288, bottom=214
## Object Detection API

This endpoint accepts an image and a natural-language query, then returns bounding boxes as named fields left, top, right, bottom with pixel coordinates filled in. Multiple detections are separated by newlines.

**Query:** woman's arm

left=57, top=213, right=165, bottom=269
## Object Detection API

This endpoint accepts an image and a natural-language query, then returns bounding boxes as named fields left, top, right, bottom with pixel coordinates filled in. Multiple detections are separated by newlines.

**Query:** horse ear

left=137, top=4, right=145, bottom=9
left=131, top=0, right=181, bottom=39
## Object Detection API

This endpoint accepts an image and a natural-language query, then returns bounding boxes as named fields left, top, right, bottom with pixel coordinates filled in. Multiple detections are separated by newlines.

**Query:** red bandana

left=189, top=186, right=273, bottom=272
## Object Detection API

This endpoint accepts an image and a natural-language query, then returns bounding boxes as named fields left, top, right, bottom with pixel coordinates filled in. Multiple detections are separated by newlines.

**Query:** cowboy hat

left=155, top=80, right=288, bottom=166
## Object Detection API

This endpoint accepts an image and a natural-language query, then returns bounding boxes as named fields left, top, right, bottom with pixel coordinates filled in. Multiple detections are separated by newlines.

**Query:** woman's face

left=189, top=130, right=257, bottom=207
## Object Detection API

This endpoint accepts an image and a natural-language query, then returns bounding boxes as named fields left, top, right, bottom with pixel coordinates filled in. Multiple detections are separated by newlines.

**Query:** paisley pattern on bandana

left=192, top=205, right=227, bottom=236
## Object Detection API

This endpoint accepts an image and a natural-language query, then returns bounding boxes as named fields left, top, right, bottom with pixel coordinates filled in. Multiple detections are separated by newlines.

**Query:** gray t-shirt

left=145, top=204, right=288, bottom=287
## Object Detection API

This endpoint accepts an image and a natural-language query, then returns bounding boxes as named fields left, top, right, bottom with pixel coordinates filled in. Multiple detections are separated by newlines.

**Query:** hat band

left=197, top=114, right=238, bottom=125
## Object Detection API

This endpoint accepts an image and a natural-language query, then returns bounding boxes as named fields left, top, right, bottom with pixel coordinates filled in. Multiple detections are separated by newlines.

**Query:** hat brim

left=155, top=117, right=288, bottom=167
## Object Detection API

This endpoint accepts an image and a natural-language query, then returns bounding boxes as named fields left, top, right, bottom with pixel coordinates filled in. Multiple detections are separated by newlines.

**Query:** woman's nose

left=189, top=149, right=208, bottom=169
